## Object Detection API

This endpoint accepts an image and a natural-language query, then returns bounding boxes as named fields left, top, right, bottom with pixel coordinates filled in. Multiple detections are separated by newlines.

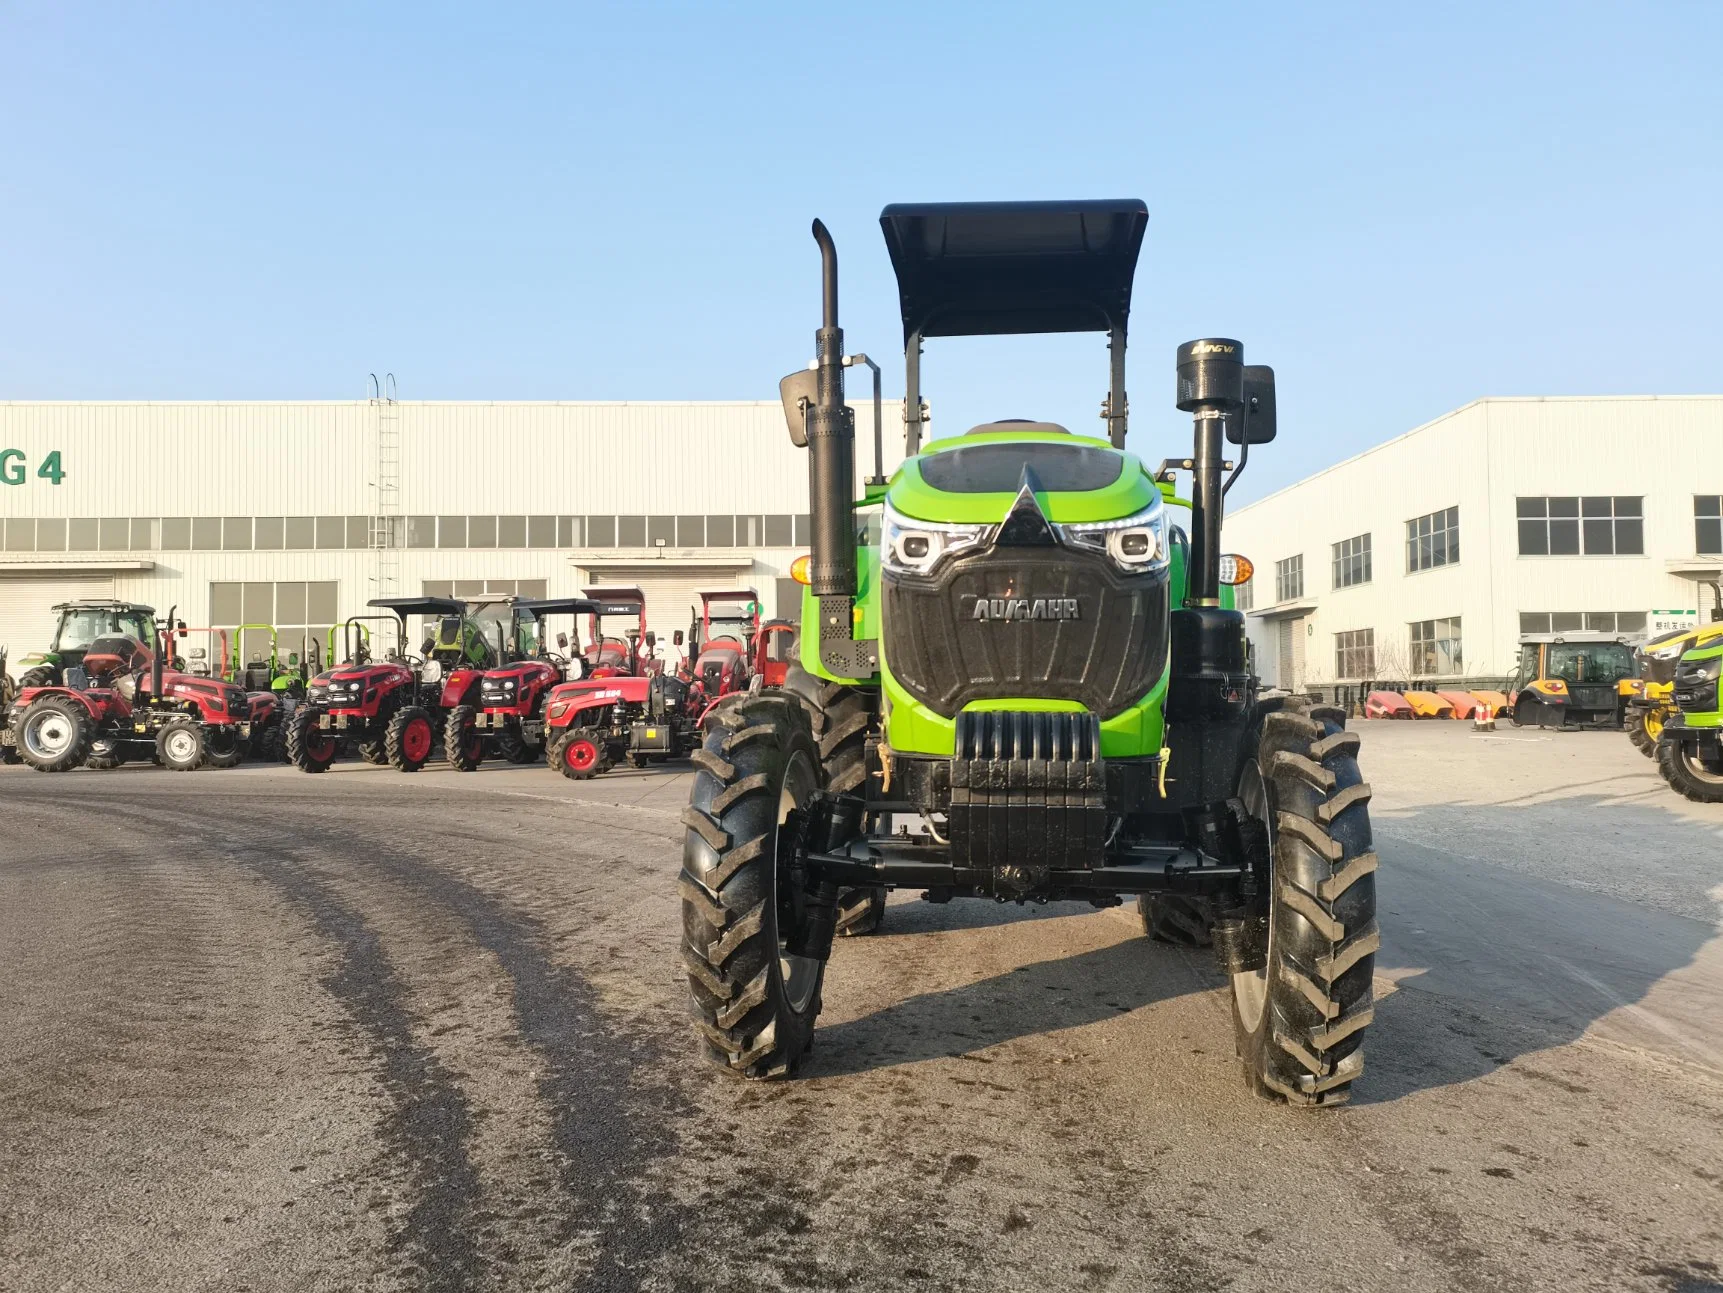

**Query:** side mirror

left=421, top=637, right=435, bottom=655
left=779, top=369, right=817, bottom=447
left=673, top=630, right=684, bottom=646
left=1228, top=365, right=1276, bottom=445
left=556, top=632, right=569, bottom=649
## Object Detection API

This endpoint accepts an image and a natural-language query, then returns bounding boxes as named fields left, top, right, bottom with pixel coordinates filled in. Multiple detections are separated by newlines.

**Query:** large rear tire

left=444, top=704, right=482, bottom=772
left=386, top=705, right=435, bottom=773
left=286, top=705, right=338, bottom=774
left=15, top=697, right=94, bottom=773
left=1657, top=734, right=1723, bottom=804
left=1231, top=701, right=1377, bottom=1106
left=782, top=664, right=883, bottom=937
left=681, top=695, right=833, bottom=1078
left=18, top=665, right=57, bottom=690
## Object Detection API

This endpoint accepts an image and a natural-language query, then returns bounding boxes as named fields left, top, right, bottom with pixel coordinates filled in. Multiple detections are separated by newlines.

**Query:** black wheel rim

left=777, top=748, right=820, bottom=1014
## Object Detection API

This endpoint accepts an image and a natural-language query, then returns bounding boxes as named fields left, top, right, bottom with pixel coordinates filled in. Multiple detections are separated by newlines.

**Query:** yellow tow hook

left=1157, top=734, right=1172, bottom=798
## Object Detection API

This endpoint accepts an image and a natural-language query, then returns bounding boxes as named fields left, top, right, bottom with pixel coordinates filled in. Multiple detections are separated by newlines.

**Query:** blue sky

left=2, top=1, right=1718, bottom=500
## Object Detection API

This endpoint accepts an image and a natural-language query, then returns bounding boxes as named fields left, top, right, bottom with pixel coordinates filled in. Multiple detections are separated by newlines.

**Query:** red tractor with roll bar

left=543, top=587, right=684, bottom=778
left=750, top=618, right=799, bottom=690
left=8, top=606, right=255, bottom=772
left=444, top=596, right=600, bottom=771
left=286, top=596, right=495, bottom=774
left=686, top=588, right=762, bottom=699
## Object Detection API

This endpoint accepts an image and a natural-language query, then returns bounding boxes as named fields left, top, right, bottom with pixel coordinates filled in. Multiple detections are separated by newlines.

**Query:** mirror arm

left=1222, top=434, right=1249, bottom=497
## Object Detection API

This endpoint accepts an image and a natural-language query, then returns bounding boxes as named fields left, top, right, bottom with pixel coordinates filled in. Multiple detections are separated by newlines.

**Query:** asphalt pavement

left=2, top=721, right=1720, bottom=1292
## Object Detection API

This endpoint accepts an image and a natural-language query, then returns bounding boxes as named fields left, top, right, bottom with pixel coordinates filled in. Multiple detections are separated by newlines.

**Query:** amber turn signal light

left=790, top=554, right=811, bottom=585
left=1218, top=554, right=1254, bottom=586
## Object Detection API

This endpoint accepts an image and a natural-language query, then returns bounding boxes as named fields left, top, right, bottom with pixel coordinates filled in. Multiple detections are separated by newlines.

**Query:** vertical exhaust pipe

left=1176, top=339, right=1245, bottom=607
left=807, top=220, right=858, bottom=603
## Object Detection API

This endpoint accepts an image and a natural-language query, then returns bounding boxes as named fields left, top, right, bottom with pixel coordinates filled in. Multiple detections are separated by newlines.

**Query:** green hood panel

left=888, top=433, right=1159, bottom=525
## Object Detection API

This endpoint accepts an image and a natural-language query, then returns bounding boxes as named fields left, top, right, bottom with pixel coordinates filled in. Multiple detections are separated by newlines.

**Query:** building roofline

left=1229, top=394, right=1723, bottom=517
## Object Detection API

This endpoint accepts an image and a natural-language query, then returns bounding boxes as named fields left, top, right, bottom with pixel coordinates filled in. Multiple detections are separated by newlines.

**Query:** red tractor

left=9, top=616, right=254, bottom=772
left=750, top=618, right=799, bottom=690
left=543, top=588, right=764, bottom=780
left=444, top=596, right=599, bottom=771
left=286, top=596, right=495, bottom=774
left=542, top=588, right=679, bottom=778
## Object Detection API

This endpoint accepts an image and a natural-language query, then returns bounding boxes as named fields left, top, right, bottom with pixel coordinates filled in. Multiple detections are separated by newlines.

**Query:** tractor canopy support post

left=1107, top=325, right=1128, bottom=449
left=904, top=331, right=924, bottom=456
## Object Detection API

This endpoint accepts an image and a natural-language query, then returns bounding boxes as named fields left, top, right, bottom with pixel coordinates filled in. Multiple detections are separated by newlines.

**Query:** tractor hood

left=887, top=430, right=1158, bottom=526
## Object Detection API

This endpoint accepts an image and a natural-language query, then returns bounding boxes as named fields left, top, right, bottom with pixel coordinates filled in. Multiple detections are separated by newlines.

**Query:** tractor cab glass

left=1548, top=642, right=1634, bottom=684
left=54, top=608, right=157, bottom=653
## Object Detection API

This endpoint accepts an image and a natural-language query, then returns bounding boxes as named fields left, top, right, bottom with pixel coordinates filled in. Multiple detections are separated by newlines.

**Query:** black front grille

left=882, top=545, right=1168, bottom=719
left=1674, top=658, right=1719, bottom=713
left=1568, top=685, right=1618, bottom=712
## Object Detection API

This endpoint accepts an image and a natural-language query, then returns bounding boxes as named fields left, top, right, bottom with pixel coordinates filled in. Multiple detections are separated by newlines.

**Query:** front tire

left=15, top=698, right=94, bottom=773
left=157, top=719, right=208, bottom=772
left=85, top=736, right=130, bottom=771
left=681, top=695, right=832, bottom=1078
left=205, top=725, right=246, bottom=769
left=1231, top=702, right=1377, bottom=1106
left=286, top=705, right=339, bottom=773
left=1657, top=734, right=1723, bottom=804
left=1626, top=701, right=1664, bottom=758
left=444, top=705, right=482, bottom=772
left=386, top=705, right=435, bottom=773
left=549, top=726, right=606, bottom=780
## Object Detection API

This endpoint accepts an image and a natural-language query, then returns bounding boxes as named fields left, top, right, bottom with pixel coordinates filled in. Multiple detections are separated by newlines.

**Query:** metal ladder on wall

left=371, top=373, right=401, bottom=595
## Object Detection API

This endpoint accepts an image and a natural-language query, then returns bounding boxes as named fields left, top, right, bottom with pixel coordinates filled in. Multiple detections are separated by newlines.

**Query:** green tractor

left=1657, top=631, right=1723, bottom=803
left=679, top=201, right=1377, bottom=1105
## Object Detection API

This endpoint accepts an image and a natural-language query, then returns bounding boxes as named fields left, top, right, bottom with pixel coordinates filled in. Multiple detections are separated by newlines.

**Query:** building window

left=314, top=516, right=344, bottom=549
left=1410, top=617, right=1463, bottom=675
left=764, top=515, right=794, bottom=546
left=677, top=515, right=705, bottom=547
left=1335, top=629, right=1375, bottom=679
left=192, top=517, right=222, bottom=551
left=36, top=518, right=65, bottom=551
left=1234, top=577, right=1253, bottom=612
left=468, top=515, right=498, bottom=548
left=1518, top=496, right=1643, bottom=555
left=421, top=578, right=549, bottom=600
left=527, top=515, right=555, bottom=547
left=1275, top=554, right=1304, bottom=603
left=285, top=517, right=315, bottom=549
left=618, top=515, right=646, bottom=547
left=438, top=516, right=467, bottom=548
left=795, top=514, right=812, bottom=546
left=706, top=514, right=735, bottom=547
left=211, top=580, right=339, bottom=673
left=1331, top=533, right=1371, bottom=589
left=161, top=518, right=190, bottom=550
left=737, top=515, right=763, bottom=547
left=1519, top=610, right=1648, bottom=636
left=99, top=518, right=130, bottom=551
left=1697, top=496, right=1722, bottom=555
left=498, top=516, right=527, bottom=548
left=1407, top=506, right=1459, bottom=572
left=587, top=515, right=615, bottom=547
left=407, top=516, right=435, bottom=549
left=558, top=516, right=582, bottom=547
left=347, top=517, right=371, bottom=549
left=224, top=517, right=253, bottom=551
left=647, top=515, right=675, bottom=547
left=255, top=517, right=284, bottom=550
left=5, top=518, right=33, bottom=551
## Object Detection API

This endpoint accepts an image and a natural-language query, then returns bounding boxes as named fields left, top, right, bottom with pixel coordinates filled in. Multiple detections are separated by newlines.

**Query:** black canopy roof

left=517, top=597, right=600, bottom=620
left=368, top=596, right=467, bottom=619
left=879, top=199, right=1148, bottom=342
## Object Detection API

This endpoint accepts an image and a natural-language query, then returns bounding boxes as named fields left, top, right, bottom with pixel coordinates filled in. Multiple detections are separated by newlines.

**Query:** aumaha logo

left=970, top=597, right=1081, bottom=622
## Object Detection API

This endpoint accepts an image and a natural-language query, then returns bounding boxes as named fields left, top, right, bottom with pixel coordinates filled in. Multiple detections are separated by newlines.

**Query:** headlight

left=881, top=501, right=989, bottom=577
left=503, top=680, right=516, bottom=691
left=422, top=661, right=443, bottom=682
left=1652, top=643, right=1688, bottom=661
left=1691, top=655, right=1722, bottom=681
left=1056, top=498, right=1169, bottom=574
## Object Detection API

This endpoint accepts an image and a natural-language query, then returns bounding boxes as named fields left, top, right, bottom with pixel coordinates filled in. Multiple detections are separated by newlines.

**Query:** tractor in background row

left=1655, top=582, right=1723, bottom=802
left=445, top=597, right=598, bottom=771
left=8, top=607, right=254, bottom=771
left=286, top=596, right=494, bottom=773
left=686, top=589, right=762, bottom=700
left=0, top=647, right=17, bottom=764
left=1506, top=632, right=1638, bottom=729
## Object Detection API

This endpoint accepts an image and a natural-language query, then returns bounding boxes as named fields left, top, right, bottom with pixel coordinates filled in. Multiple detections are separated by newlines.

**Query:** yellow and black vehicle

left=1507, top=632, right=1638, bottom=730
left=1625, top=621, right=1723, bottom=757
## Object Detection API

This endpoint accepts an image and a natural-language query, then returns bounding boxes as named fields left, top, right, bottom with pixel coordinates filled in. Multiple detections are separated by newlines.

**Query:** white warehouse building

left=1223, top=395, right=1723, bottom=699
left=0, top=397, right=903, bottom=666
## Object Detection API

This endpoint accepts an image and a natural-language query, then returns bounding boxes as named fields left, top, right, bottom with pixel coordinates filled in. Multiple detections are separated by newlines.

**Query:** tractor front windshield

left=1548, top=642, right=1635, bottom=684
left=53, top=608, right=156, bottom=652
